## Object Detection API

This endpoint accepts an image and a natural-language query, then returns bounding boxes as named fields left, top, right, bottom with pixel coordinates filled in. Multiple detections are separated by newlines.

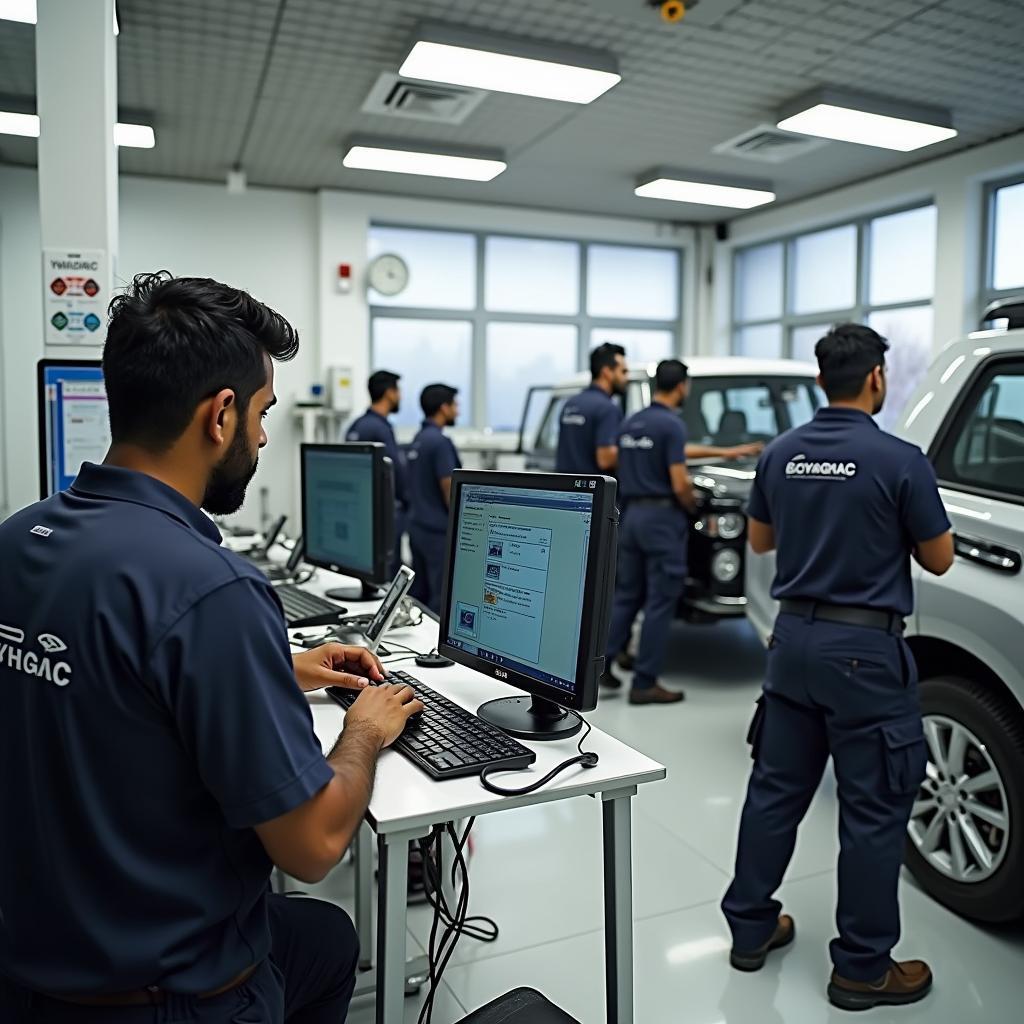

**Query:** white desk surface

left=285, top=565, right=667, bottom=836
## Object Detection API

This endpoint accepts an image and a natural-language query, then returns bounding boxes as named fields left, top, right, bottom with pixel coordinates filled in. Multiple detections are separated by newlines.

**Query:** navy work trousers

left=722, top=612, right=928, bottom=981
left=1, top=894, right=359, bottom=1023
left=408, top=522, right=446, bottom=614
left=604, top=504, right=688, bottom=690
left=391, top=502, right=409, bottom=580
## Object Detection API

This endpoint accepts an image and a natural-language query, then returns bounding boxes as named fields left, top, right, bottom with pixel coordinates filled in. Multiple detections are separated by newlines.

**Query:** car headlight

left=712, top=548, right=741, bottom=583
left=716, top=512, right=745, bottom=540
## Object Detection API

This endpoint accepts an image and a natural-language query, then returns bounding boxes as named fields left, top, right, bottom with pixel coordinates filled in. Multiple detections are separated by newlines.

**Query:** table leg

left=602, top=789, right=636, bottom=1024
left=355, top=822, right=373, bottom=970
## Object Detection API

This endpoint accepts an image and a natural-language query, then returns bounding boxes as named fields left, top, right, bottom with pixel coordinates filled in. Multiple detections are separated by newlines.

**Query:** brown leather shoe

left=629, top=683, right=684, bottom=705
left=730, top=914, right=795, bottom=972
left=828, top=960, right=933, bottom=1011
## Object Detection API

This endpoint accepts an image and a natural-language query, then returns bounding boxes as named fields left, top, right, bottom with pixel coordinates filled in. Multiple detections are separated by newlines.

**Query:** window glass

left=937, top=365, right=1024, bottom=500
left=371, top=318, right=473, bottom=428
left=485, top=323, right=578, bottom=431
left=868, top=306, right=934, bottom=431
left=587, top=245, right=679, bottom=320
left=536, top=394, right=573, bottom=455
left=484, top=236, right=579, bottom=314
left=589, top=327, right=673, bottom=371
left=868, top=205, right=937, bottom=305
left=791, top=323, right=830, bottom=364
left=735, top=242, right=783, bottom=322
left=992, top=181, right=1024, bottom=291
left=736, top=323, right=783, bottom=359
left=683, top=377, right=819, bottom=445
left=368, top=226, right=476, bottom=309
left=791, top=224, right=857, bottom=315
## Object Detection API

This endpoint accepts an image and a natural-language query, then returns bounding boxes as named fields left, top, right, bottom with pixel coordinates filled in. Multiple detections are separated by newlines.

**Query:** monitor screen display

left=38, top=361, right=110, bottom=498
left=303, top=448, right=375, bottom=576
left=442, top=482, right=594, bottom=696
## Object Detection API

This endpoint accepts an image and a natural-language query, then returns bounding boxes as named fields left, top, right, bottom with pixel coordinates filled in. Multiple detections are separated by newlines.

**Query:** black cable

left=380, top=641, right=428, bottom=658
left=479, top=713, right=599, bottom=796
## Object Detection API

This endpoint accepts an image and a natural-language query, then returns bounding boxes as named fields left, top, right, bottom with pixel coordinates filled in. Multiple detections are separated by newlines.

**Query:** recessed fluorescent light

left=401, top=22, right=620, bottom=104
left=0, top=111, right=154, bottom=147
left=635, top=168, right=775, bottom=209
left=343, top=140, right=506, bottom=182
left=0, top=110, right=40, bottom=137
left=777, top=88, right=956, bottom=152
left=114, top=122, right=155, bottom=148
left=0, top=0, right=119, bottom=33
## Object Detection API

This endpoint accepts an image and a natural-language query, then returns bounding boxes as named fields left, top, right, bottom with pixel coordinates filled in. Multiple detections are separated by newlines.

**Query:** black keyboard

left=274, top=583, right=345, bottom=626
left=326, top=671, right=537, bottom=781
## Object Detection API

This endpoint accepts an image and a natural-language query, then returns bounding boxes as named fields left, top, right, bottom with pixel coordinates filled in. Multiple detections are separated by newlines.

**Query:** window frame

left=731, top=201, right=936, bottom=359
left=981, top=173, right=1024, bottom=321
left=369, top=223, right=683, bottom=430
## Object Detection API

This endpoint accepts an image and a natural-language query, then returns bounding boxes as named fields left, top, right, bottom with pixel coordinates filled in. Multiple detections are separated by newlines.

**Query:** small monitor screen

left=443, top=482, right=594, bottom=696
left=38, top=361, right=110, bottom=498
left=303, top=448, right=374, bottom=576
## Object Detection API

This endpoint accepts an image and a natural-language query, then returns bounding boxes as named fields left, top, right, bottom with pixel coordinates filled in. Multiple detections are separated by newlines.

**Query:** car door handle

left=953, top=534, right=1022, bottom=574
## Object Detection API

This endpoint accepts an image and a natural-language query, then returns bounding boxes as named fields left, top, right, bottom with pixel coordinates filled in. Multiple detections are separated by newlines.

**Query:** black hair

left=654, top=358, right=688, bottom=393
left=815, top=323, right=889, bottom=401
left=103, top=271, right=299, bottom=449
left=420, top=383, right=458, bottom=418
left=590, top=343, right=626, bottom=380
left=368, top=369, right=400, bottom=403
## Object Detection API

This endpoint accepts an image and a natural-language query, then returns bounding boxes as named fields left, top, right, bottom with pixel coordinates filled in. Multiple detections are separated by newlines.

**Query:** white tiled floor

left=304, top=618, right=1024, bottom=1023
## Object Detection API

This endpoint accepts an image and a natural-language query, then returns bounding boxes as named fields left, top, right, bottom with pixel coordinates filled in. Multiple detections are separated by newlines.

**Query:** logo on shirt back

left=0, top=621, right=72, bottom=686
left=785, top=452, right=858, bottom=479
left=620, top=434, right=655, bottom=450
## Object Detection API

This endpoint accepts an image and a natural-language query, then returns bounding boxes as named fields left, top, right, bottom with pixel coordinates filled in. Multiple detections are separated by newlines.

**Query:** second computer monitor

left=437, top=470, right=619, bottom=740
left=300, top=443, right=395, bottom=593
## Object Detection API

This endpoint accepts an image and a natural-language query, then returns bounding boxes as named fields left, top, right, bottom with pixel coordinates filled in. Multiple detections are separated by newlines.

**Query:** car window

left=536, top=394, right=572, bottom=454
left=936, top=362, right=1024, bottom=501
left=682, top=377, right=819, bottom=446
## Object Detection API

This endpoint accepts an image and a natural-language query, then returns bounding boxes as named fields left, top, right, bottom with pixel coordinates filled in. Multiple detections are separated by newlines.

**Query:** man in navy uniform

left=601, top=359, right=695, bottom=705
left=722, top=324, right=953, bottom=1011
left=0, top=273, right=423, bottom=1023
left=346, top=369, right=407, bottom=576
left=407, top=383, right=461, bottom=613
left=556, top=342, right=628, bottom=475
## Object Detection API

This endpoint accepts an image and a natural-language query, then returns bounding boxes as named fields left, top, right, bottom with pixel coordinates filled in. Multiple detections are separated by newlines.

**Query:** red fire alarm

left=337, top=263, right=352, bottom=294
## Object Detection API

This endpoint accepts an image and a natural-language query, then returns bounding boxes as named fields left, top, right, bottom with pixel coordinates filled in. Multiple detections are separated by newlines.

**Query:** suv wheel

left=905, top=676, right=1024, bottom=922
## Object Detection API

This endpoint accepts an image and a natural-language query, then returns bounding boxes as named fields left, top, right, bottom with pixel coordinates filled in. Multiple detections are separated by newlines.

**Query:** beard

left=202, top=426, right=259, bottom=515
left=445, top=413, right=456, bottom=427
left=872, top=385, right=887, bottom=416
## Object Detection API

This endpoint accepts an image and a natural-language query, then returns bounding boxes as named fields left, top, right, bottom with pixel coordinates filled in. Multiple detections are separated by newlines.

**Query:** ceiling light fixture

left=343, top=138, right=506, bottom=182
left=400, top=22, right=620, bottom=104
left=0, top=111, right=155, bottom=147
left=0, top=0, right=119, bottom=33
left=635, top=168, right=775, bottom=209
left=777, top=88, right=957, bottom=152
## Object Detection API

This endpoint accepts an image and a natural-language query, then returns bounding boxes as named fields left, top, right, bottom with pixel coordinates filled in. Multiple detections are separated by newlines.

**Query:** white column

left=35, top=0, right=118, bottom=346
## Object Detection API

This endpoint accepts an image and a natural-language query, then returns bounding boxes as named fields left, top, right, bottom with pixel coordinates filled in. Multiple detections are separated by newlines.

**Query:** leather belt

left=45, top=962, right=258, bottom=1008
left=780, top=599, right=905, bottom=635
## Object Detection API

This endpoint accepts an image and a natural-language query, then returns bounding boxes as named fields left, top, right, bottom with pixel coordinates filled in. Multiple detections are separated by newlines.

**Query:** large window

left=732, top=204, right=937, bottom=430
left=369, top=226, right=682, bottom=430
left=982, top=177, right=1024, bottom=325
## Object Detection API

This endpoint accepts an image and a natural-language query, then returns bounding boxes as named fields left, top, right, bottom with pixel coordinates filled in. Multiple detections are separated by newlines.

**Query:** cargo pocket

left=746, top=696, right=766, bottom=761
left=881, top=718, right=927, bottom=795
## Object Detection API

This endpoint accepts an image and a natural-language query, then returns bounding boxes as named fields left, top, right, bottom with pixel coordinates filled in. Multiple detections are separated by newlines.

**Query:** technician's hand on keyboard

left=291, top=642, right=386, bottom=693
left=345, top=683, right=426, bottom=749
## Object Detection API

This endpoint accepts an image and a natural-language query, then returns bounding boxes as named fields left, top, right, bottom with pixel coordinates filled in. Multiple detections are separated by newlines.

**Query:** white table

left=288, top=568, right=667, bottom=1024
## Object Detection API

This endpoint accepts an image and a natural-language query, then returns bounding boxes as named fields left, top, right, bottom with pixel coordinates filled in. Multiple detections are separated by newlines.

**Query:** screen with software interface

left=40, top=363, right=110, bottom=497
left=443, top=483, right=594, bottom=695
left=304, top=449, right=374, bottom=575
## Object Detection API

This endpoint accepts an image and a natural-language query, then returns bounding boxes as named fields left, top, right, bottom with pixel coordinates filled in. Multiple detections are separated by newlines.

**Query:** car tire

left=904, top=675, right=1024, bottom=923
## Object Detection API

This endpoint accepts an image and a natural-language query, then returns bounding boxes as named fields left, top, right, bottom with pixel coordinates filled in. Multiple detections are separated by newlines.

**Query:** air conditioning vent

left=713, top=124, right=828, bottom=163
left=361, top=73, right=486, bottom=125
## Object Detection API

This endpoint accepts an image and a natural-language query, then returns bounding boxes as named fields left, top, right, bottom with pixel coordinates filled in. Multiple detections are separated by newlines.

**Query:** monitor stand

left=324, top=580, right=385, bottom=602
left=477, top=695, right=582, bottom=741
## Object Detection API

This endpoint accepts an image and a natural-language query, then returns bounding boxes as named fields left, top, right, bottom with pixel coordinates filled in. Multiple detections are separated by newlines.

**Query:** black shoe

left=730, top=914, right=795, bottom=972
left=600, top=667, right=623, bottom=690
left=616, top=651, right=635, bottom=671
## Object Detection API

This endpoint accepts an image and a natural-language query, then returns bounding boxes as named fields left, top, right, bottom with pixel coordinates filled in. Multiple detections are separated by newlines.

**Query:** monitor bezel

left=299, top=442, right=391, bottom=584
left=37, top=358, right=104, bottom=500
left=436, top=469, right=618, bottom=713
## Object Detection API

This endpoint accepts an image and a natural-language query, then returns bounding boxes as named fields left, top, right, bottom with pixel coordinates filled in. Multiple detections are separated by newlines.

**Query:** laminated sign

left=42, top=249, right=108, bottom=346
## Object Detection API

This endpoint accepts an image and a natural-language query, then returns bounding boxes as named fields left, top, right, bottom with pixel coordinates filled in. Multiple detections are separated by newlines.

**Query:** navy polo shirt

left=748, top=407, right=951, bottom=616
left=617, top=402, right=688, bottom=500
left=555, top=385, right=623, bottom=475
left=346, top=408, right=407, bottom=506
left=0, top=464, right=332, bottom=995
left=407, top=421, right=461, bottom=533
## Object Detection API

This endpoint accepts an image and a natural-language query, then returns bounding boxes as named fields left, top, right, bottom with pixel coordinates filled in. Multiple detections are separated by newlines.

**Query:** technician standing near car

left=601, top=359, right=695, bottom=705
left=555, top=342, right=628, bottom=474
left=722, top=324, right=954, bottom=1010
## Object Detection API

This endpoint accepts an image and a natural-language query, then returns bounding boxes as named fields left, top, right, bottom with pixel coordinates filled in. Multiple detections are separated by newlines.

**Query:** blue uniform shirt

left=616, top=402, right=688, bottom=500
left=555, top=385, right=623, bottom=475
left=748, top=407, right=951, bottom=616
left=0, top=464, right=332, bottom=995
left=346, top=408, right=406, bottom=506
left=408, top=421, right=461, bottom=532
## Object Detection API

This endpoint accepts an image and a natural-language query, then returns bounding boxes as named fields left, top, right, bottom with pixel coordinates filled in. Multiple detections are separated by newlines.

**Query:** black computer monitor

left=37, top=359, right=109, bottom=499
left=437, top=470, right=619, bottom=740
left=300, top=443, right=396, bottom=601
